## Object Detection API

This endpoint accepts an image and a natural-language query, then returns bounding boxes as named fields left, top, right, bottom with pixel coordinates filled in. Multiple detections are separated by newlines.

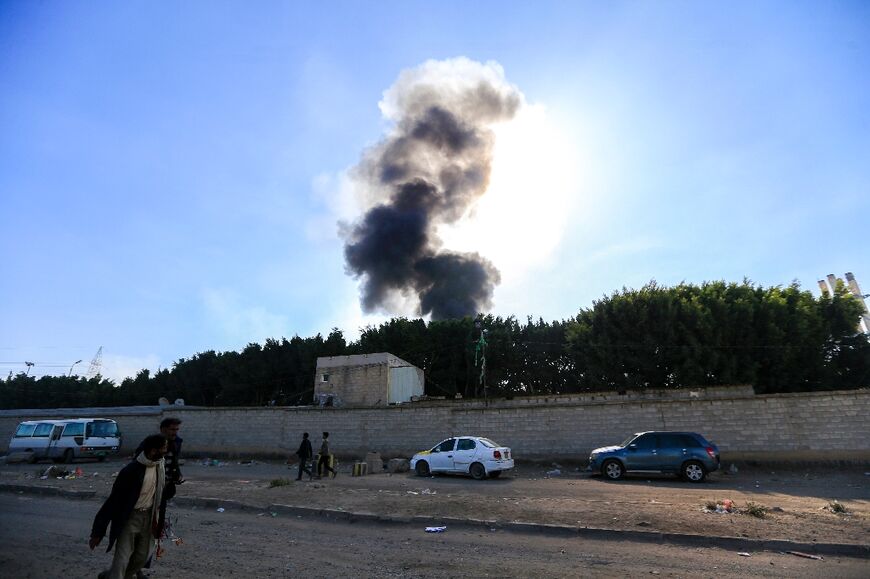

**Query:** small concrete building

left=314, top=353, right=424, bottom=407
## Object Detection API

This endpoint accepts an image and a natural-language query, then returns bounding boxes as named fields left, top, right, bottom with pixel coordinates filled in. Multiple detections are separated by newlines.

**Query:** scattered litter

left=827, top=500, right=847, bottom=514
left=729, top=464, right=739, bottom=475
left=704, top=499, right=735, bottom=514
left=75, top=467, right=83, bottom=477
left=216, top=507, right=225, bottom=513
left=92, top=472, right=99, bottom=478
left=785, top=551, right=823, bottom=561
left=270, top=512, right=278, bottom=517
left=738, top=552, right=751, bottom=557
left=41, top=466, right=69, bottom=479
left=546, top=469, right=561, bottom=477
left=421, top=488, right=436, bottom=495
left=407, top=491, right=419, bottom=495
left=425, top=526, right=446, bottom=533
left=636, top=521, right=651, bottom=527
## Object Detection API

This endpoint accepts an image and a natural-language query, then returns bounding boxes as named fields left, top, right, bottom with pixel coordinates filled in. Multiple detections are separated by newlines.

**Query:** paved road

left=1, top=493, right=866, bottom=578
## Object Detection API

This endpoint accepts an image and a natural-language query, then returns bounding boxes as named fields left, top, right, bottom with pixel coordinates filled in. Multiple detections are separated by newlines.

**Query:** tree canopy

left=2, top=280, right=867, bottom=409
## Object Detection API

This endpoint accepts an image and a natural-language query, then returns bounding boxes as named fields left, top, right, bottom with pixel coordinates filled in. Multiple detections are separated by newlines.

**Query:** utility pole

left=474, top=316, right=488, bottom=406
left=69, top=359, right=83, bottom=377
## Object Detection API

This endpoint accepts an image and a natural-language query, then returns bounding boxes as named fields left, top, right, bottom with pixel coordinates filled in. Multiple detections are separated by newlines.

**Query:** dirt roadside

left=2, top=458, right=868, bottom=548
left=5, top=494, right=869, bottom=579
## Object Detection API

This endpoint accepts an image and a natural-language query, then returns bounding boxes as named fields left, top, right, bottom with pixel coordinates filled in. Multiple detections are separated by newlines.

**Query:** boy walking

left=295, top=432, right=313, bottom=481
left=316, top=431, right=337, bottom=479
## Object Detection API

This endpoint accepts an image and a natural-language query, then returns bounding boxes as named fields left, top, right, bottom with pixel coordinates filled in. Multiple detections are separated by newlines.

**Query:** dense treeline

left=2, top=281, right=868, bottom=409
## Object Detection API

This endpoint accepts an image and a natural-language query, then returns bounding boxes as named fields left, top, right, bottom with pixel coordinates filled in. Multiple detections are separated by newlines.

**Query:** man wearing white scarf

left=90, top=434, right=168, bottom=579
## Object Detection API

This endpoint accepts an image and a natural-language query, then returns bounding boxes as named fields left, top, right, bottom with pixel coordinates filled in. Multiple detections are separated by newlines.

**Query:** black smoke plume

left=343, top=59, right=522, bottom=320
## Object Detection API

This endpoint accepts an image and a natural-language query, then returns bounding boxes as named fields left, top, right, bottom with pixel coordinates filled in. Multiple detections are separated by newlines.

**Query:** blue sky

left=1, top=1, right=868, bottom=381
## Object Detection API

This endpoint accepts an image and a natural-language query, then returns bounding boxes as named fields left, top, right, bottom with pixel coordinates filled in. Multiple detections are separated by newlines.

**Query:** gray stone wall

left=315, top=363, right=390, bottom=407
left=2, top=388, right=868, bottom=462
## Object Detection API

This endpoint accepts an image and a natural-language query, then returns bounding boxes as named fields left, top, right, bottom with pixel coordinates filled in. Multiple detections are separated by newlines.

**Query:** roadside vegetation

left=2, top=279, right=868, bottom=409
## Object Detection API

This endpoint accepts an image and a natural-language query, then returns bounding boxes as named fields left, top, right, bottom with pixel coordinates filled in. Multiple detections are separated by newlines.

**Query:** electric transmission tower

left=86, top=346, right=103, bottom=378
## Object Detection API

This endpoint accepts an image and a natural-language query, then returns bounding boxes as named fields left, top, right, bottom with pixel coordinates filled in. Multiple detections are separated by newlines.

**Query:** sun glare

left=439, top=104, right=580, bottom=283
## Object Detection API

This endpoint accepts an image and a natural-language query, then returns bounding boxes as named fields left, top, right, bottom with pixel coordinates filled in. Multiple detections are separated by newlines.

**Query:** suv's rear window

left=678, top=434, right=703, bottom=448
left=15, top=424, right=36, bottom=437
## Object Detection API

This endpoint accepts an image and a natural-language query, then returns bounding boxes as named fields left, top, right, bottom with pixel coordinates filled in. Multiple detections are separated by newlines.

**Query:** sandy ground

left=1, top=494, right=867, bottom=579
left=2, top=458, right=867, bottom=547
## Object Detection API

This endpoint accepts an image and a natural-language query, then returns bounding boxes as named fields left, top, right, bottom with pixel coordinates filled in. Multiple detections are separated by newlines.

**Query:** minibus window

left=62, top=423, right=85, bottom=437
left=86, top=421, right=119, bottom=438
left=15, top=424, right=36, bottom=437
left=32, top=423, right=54, bottom=437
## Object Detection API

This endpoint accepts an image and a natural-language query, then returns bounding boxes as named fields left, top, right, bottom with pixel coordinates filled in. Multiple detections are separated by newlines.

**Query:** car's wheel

left=681, top=460, right=706, bottom=482
left=62, top=449, right=74, bottom=464
left=489, top=471, right=502, bottom=479
left=415, top=461, right=430, bottom=477
left=602, top=459, right=624, bottom=480
left=27, top=452, right=38, bottom=464
left=469, top=462, right=487, bottom=480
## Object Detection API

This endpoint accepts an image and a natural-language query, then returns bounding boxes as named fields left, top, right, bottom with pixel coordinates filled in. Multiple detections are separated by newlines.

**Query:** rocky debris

left=388, top=458, right=410, bottom=473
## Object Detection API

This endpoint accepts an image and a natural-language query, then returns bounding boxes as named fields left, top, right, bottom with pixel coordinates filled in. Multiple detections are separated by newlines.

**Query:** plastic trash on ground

left=425, top=526, right=447, bottom=533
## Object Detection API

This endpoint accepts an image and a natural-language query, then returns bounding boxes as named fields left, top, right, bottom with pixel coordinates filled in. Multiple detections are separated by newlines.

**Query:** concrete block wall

left=2, top=388, right=868, bottom=463
left=316, top=363, right=390, bottom=407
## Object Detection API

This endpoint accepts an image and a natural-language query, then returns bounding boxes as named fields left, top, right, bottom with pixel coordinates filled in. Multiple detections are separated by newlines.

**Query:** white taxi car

left=410, top=436, right=514, bottom=480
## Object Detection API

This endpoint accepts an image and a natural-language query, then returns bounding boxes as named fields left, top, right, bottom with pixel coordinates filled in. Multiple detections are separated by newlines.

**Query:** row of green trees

left=2, top=280, right=867, bottom=409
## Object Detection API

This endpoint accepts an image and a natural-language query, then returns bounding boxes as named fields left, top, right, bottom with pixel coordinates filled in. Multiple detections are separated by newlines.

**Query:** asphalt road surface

left=1, top=494, right=866, bottom=578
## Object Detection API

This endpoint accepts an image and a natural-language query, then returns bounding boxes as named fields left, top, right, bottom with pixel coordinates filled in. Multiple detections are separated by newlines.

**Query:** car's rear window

left=457, top=439, right=476, bottom=451
left=478, top=438, right=500, bottom=448
left=15, top=424, right=36, bottom=437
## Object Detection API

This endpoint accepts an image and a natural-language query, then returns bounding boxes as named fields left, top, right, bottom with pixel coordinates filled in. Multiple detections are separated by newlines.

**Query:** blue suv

left=588, top=431, right=720, bottom=482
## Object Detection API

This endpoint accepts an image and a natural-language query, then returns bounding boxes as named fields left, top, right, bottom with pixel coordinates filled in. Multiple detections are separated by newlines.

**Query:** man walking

left=295, top=432, right=313, bottom=481
left=133, top=418, right=184, bottom=577
left=90, top=434, right=169, bottom=579
left=136, top=418, right=184, bottom=501
left=316, top=431, right=337, bottom=479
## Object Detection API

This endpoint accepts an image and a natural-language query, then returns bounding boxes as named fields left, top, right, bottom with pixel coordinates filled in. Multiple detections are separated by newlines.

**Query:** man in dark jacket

left=90, top=434, right=168, bottom=579
left=295, top=432, right=313, bottom=481
left=133, top=418, right=184, bottom=577
left=135, top=417, right=184, bottom=500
